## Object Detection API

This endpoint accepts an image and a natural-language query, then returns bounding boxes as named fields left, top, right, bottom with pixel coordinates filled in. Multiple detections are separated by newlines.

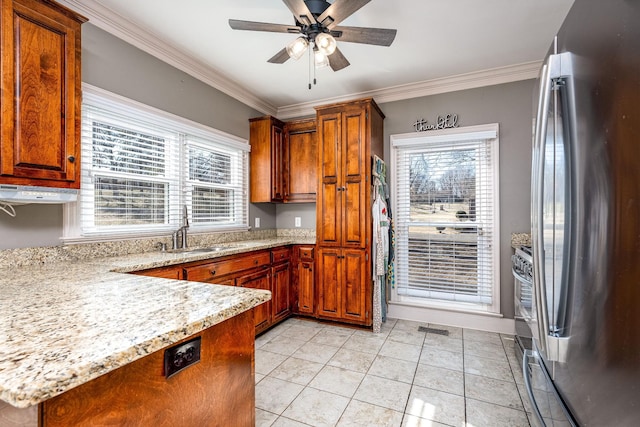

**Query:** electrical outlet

left=294, top=217, right=301, bottom=227
left=254, top=217, right=260, bottom=228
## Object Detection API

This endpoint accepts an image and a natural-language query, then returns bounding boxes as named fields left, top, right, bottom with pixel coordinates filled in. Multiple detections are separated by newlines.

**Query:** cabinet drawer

left=298, top=246, right=315, bottom=260
left=184, top=252, right=271, bottom=282
left=271, top=247, right=291, bottom=263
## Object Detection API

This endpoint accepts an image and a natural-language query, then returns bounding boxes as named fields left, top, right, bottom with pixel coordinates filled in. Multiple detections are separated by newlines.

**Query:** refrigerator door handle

left=533, top=59, right=553, bottom=356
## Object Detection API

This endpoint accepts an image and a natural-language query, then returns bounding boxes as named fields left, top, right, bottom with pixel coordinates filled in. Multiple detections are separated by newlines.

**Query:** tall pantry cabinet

left=315, top=98, right=384, bottom=326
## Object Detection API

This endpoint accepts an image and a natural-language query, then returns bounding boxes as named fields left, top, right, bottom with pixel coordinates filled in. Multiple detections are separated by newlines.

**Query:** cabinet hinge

left=366, top=253, right=369, bottom=261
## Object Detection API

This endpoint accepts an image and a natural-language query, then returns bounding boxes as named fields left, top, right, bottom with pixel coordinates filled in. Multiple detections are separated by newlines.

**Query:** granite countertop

left=0, top=237, right=312, bottom=409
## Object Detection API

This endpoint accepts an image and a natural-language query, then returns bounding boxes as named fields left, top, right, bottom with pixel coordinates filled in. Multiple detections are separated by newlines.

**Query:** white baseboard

left=387, top=302, right=516, bottom=335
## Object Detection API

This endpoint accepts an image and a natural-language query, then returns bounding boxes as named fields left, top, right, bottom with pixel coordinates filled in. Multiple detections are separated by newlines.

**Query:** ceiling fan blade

left=328, top=47, right=350, bottom=71
left=281, top=0, right=316, bottom=25
left=229, top=19, right=300, bottom=34
left=317, top=0, right=371, bottom=29
left=332, top=26, right=397, bottom=46
left=268, top=48, right=291, bottom=64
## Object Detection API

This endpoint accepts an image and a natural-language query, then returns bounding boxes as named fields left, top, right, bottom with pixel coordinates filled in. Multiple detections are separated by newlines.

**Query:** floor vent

left=418, top=326, right=449, bottom=336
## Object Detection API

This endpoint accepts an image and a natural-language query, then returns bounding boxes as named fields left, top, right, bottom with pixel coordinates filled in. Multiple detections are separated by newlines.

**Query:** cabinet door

left=271, top=124, right=285, bottom=201
left=0, top=0, right=84, bottom=187
left=316, top=113, right=342, bottom=246
left=341, top=108, right=367, bottom=248
left=284, top=120, right=317, bottom=203
left=272, top=261, right=291, bottom=322
left=134, top=266, right=183, bottom=280
left=342, top=249, right=368, bottom=323
left=297, top=259, right=315, bottom=315
left=316, top=248, right=341, bottom=319
left=237, top=268, right=272, bottom=333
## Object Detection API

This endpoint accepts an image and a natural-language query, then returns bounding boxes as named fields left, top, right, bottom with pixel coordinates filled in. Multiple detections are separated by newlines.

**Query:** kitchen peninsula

left=0, top=239, right=297, bottom=426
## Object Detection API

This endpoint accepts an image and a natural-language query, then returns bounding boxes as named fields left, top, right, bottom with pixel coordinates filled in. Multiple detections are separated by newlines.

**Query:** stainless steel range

left=512, top=245, right=533, bottom=360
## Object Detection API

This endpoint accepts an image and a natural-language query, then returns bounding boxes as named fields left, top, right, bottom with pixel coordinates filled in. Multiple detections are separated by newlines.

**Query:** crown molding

left=59, top=1, right=540, bottom=121
left=57, top=0, right=278, bottom=116
left=276, top=61, right=542, bottom=119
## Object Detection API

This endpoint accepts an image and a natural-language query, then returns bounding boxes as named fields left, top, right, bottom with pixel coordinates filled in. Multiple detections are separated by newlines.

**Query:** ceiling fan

left=229, top=0, right=397, bottom=73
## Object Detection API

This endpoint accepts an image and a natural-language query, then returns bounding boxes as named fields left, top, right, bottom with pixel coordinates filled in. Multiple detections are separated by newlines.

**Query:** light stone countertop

left=0, top=237, right=313, bottom=409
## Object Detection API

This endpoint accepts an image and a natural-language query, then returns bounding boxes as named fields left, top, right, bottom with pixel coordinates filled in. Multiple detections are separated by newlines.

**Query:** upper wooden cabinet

left=283, top=119, right=317, bottom=203
left=0, top=0, right=86, bottom=188
left=250, top=116, right=285, bottom=202
left=316, top=98, right=384, bottom=248
left=249, top=116, right=318, bottom=203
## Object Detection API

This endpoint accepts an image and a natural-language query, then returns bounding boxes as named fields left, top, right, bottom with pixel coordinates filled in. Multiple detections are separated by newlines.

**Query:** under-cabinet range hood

left=0, top=184, right=78, bottom=204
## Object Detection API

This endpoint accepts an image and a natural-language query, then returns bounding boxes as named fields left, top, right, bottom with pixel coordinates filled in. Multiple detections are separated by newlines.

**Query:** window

left=64, top=85, right=249, bottom=240
left=390, top=124, right=500, bottom=313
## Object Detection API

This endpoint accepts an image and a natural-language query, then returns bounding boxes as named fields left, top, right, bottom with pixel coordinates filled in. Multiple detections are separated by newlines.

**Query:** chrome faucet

left=172, top=205, right=190, bottom=250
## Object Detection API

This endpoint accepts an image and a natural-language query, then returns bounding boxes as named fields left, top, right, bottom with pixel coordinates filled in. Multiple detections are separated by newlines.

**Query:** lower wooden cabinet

left=294, top=246, right=315, bottom=315
left=236, top=267, right=272, bottom=334
left=272, top=260, right=292, bottom=323
left=317, top=247, right=369, bottom=324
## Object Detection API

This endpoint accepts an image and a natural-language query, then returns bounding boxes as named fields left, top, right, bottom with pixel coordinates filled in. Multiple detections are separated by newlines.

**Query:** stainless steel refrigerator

left=525, top=0, right=640, bottom=425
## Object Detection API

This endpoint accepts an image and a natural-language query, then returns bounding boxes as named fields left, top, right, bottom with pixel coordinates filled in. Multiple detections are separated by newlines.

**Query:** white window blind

left=391, top=125, right=500, bottom=313
left=67, top=85, right=249, bottom=239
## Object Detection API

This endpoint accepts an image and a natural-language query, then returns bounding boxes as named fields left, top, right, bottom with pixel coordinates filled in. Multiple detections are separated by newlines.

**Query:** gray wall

left=0, top=24, right=269, bottom=249
left=379, top=80, right=534, bottom=319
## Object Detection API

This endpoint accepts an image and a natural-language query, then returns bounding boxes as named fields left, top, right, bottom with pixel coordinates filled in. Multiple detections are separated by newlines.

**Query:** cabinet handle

left=210, top=270, right=216, bottom=276
left=254, top=260, right=259, bottom=264
left=68, top=155, right=76, bottom=163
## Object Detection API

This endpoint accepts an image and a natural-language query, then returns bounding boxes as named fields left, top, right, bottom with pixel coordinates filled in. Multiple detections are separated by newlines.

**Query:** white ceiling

left=58, top=0, right=574, bottom=118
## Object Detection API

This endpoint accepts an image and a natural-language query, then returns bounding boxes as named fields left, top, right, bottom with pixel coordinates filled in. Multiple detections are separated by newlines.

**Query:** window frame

left=389, top=124, right=501, bottom=314
left=63, top=84, right=250, bottom=243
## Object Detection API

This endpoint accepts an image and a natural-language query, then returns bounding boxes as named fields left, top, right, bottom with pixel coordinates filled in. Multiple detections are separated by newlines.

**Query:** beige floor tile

left=309, top=365, right=365, bottom=397
left=255, top=377, right=304, bottom=414
left=328, top=348, right=377, bottom=373
left=465, top=373, right=524, bottom=410
left=466, top=398, right=531, bottom=427
left=269, top=357, right=324, bottom=385
left=406, top=385, right=465, bottom=427
left=419, top=346, right=464, bottom=372
left=368, top=355, right=418, bottom=383
left=353, top=375, right=412, bottom=412
left=463, top=339, right=508, bottom=361
left=260, top=334, right=308, bottom=356
left=387, top=328, right=427, bottom=346
left=310, top=328, right=353, bottom=347
left=280, top=324, right=322, bottom=341
left=255, top=373, right=265, bottom=384
left=271, top=417, right=310, bottom=427
left=255, top=349, right=288, bottom=375
left=292, top=341, right=340, bottom=364
left=464, top=354, right=515, bottom=382
left=423, top=333, right=463, bottom=353
left=413, top=364, right=464, bottom=396
left=343, top=334, right=387, bottom=354
left=256, top=408, right=278, bottom=427
left=393, top=319, right=429, bottom=331
left=282, top=388, right=350, bottom=427
left=336, top=400, right=403, bottom=427
left=463, top=328, right=504, bottom=346
left=401, top=414, right=451, bottom=426
left=379, top=340, right=422, bottom=363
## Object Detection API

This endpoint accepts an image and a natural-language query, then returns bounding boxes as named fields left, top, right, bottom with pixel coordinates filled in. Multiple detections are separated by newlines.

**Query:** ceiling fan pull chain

left=308, top=46, right=312, bottom=90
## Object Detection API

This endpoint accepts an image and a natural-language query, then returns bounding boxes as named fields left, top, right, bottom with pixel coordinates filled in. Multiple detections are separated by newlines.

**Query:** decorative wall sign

left=413, top=114, right=459, bottom=132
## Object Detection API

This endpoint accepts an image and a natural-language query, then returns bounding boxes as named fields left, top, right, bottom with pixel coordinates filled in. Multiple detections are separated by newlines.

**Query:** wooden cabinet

left=315, top=98, right=384, bottom=326
left=183, top=251, right=271, bottom=284
left=316, top=247, right=368, bottom=323
left=283, top=119, right=317, bottom=202
left=41, top=310, right=256, bottom=427
left=133, top=264, right=183, bottom=280
left=250, top=116, right=285, bottom=202
left=0, top=0, right=86, bottom=188
left=250, top=116, right=318, bottom=203
left=237, top=267, right=272, bottom=334
left=294, top=245, right=315, bottom=315
left=271, top=247, right=291, bottom=323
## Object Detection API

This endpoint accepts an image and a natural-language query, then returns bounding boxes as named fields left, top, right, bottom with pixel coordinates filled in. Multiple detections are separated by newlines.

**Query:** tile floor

left=254, top=317, right=533, bottom=427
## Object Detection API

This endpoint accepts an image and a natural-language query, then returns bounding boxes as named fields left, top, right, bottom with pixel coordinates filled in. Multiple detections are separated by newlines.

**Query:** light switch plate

left=255, top=217, right=260, bottom=228
left=294, top=217, right=301, bottom=227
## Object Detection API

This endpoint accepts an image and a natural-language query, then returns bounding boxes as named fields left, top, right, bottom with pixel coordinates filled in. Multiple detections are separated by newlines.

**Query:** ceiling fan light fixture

left=314, top=49, right=330, bottom=69
left=286, top=37, right=309, bottom=60
left=315, top=32, right=337, bottom=55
